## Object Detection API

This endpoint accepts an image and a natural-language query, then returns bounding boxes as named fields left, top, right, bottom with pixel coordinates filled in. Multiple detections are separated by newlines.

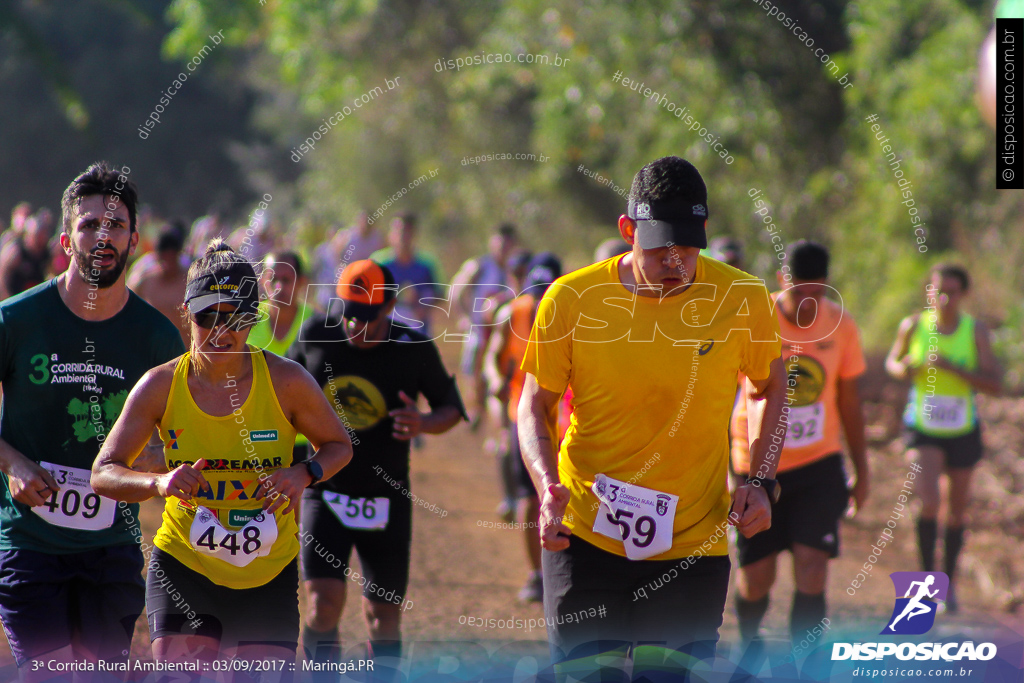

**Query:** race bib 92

left=785, top=402, right=825, bottom=449
left=32, top=462, right=116, bottom=531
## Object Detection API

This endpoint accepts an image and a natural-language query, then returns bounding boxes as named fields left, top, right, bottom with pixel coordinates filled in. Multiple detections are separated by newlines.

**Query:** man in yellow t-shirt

left=518, top=156, right=788, bottom=656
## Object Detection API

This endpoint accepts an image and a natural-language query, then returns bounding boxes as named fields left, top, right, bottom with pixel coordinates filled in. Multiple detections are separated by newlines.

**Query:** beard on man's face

left=73, top=241, right=130, bottom=288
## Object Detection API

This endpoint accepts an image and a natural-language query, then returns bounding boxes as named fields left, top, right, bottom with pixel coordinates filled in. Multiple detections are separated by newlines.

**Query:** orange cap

left=335, top=260, right=395, bottom=320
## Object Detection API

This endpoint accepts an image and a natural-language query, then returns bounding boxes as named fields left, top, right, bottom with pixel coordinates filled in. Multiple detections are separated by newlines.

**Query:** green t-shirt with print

left=0, top=279, right=185, bottom=553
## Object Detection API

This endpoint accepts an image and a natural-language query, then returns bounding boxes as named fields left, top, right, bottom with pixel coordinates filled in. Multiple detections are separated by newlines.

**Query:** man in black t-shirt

left=289, top=260, right=465, bottom=676
left=0, top=163, right=185, bottom=678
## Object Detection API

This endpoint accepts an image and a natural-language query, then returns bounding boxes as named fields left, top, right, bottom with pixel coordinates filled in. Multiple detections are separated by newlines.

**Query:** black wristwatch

left=746, top=477, right=781, bottom=504
left=303, top=459, right=324, bottom=488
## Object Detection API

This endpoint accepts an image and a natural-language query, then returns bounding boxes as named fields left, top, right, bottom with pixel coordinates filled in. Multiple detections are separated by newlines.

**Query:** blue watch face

left=306, top=460, right=323, bottom=483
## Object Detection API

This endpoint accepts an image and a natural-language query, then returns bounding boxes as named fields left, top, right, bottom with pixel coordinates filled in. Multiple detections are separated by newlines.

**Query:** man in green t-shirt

left=0, top=162, right=185, bottom=677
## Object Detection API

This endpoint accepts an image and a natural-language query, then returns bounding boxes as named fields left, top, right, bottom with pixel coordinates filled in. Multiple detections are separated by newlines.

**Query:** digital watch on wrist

left=746, top=476, right=781, bottom=504
left=303, top=459, right=324, bottom=487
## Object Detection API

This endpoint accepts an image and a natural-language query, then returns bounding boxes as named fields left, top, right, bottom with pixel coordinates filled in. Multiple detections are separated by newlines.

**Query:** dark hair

left=394, top=211, right=417, bottom=228
left=267, top=250, right=304, bottom=278
left=61, top=162, right=138, bottom=235
left=497, top=223, right=517, bottom=239
left=156, top=222, right=186, bottom=253
left=628, top=156, right=707, bottom=208
left=931, top=263, right=970, bottom=292
left=186, top=238, right=253, bottom=284
left=790, top=240, right=829, bottom=280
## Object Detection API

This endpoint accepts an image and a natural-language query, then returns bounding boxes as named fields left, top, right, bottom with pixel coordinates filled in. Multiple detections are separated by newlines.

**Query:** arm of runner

left=933, top=320, right=1003, bottom=395
left=731, top=355, right=787, bottom=538
left=482, top=305, right=513, bottom=403
left=91, top=365, right=211, bottom=502
left=395, top=338, right=468, bottom=441
left=0, top=437, right=60, bottom=507
left=128, top=428, right=171, bottom=474
left=519, top=374, right=571, bottom=551
left=0, top=241, right=19, bottom=302
left=451, top=258, right=481, bottom=319
left=837, top=376, right=869, bottom=515
left=885, top=315, right=918, bottom=380
left=257, top=355, right=353, bottom=515
left=389, top=391, right=462, bottom=440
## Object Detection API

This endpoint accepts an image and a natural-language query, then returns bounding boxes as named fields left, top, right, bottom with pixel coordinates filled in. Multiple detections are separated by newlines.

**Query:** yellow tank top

left=153, top=347, right=298, bottom=588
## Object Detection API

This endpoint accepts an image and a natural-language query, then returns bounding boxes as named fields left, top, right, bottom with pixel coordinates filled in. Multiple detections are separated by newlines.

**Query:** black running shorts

left=904, top=425, right=983, bottom=469
left=146, top=547, right=299, bottom=650
left=736, top=453, right=850, bottom=567
left=541, top=535, right=730, bottom=657
left=300, top=489, right=412, bottom=604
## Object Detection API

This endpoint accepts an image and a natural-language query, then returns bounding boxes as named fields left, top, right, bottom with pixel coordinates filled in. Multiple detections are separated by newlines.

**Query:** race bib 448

left=189, top=506, right=278, bottom=567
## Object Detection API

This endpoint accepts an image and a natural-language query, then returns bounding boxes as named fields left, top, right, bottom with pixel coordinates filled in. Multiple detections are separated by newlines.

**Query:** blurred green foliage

left=6, top=0, right=1022, bottom=374
left=0, top=0, right=260, bottom=219
left=164, top=0, right=1022, bottom=367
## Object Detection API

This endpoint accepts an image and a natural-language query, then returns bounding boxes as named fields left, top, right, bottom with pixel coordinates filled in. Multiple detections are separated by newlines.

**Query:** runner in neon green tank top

left=886, top=264, right=1002, bottom=612
left=91, top=240, right=352, bottom=678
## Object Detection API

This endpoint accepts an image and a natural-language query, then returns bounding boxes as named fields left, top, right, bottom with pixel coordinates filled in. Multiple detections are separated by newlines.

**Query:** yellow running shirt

left=152, top=347, right=298, bottom=588
left=521, top=254, right=781, bottom=560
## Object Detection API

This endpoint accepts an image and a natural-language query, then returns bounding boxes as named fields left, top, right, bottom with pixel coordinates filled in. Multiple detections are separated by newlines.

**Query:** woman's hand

left=156, top=458, right=210, bottom=501
left=253, top=464, right=310, bottom=515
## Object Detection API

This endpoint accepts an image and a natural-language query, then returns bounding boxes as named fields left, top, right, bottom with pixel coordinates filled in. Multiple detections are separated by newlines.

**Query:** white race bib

left=189, top=506, right=277, bottom=567
left=591, top=474, right=677, bottom=560
left=323, top=492, right=390, bottom=530
left=785, top=402, right=825, bottom=448
left=922, top=396, right=969, bottom=431
left=32, top=462, right=116, bottom=531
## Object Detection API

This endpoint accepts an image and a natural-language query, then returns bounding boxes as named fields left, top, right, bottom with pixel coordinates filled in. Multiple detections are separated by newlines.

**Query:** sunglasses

left=192, top=309, right=259, bottom=331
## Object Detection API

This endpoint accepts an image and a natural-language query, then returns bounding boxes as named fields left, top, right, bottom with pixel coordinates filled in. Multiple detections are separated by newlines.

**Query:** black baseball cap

left=523, top=252, right=562, bottom=295
left=627, top=197, right=709, bottom=249
left=184, top=260, right=260, bottom=316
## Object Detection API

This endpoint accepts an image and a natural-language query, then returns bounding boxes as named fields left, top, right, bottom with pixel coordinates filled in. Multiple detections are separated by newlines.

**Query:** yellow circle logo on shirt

left=323, top=375, right=387, bottom=430
left=788, top=356, right=825, bottom=407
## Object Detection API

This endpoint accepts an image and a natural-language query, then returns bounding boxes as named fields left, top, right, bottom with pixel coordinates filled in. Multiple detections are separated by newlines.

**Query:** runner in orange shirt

left=484, top=253, right=562, bottom=602
left=730, top=240, right=869, bottom=646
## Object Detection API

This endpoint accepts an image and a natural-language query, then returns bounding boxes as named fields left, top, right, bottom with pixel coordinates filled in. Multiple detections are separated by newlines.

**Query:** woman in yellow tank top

left=91, top=240, right=352, bottom=677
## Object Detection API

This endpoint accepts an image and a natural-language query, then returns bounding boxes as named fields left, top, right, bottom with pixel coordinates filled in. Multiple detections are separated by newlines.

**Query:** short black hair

left=932, top=263, right=970, bottom=292
left=628, top=156, right=707, bottom=208
left=790, top=240, right=829, bottom=280
left=156, top=224, right=185, bottom=253
left=497, top=223, right=517, bottom=239
left=394, top=211, right=417, bottom=228
left=61, top=162, right=138, bottom=235
left=268, top=250, right=304, bottom=278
